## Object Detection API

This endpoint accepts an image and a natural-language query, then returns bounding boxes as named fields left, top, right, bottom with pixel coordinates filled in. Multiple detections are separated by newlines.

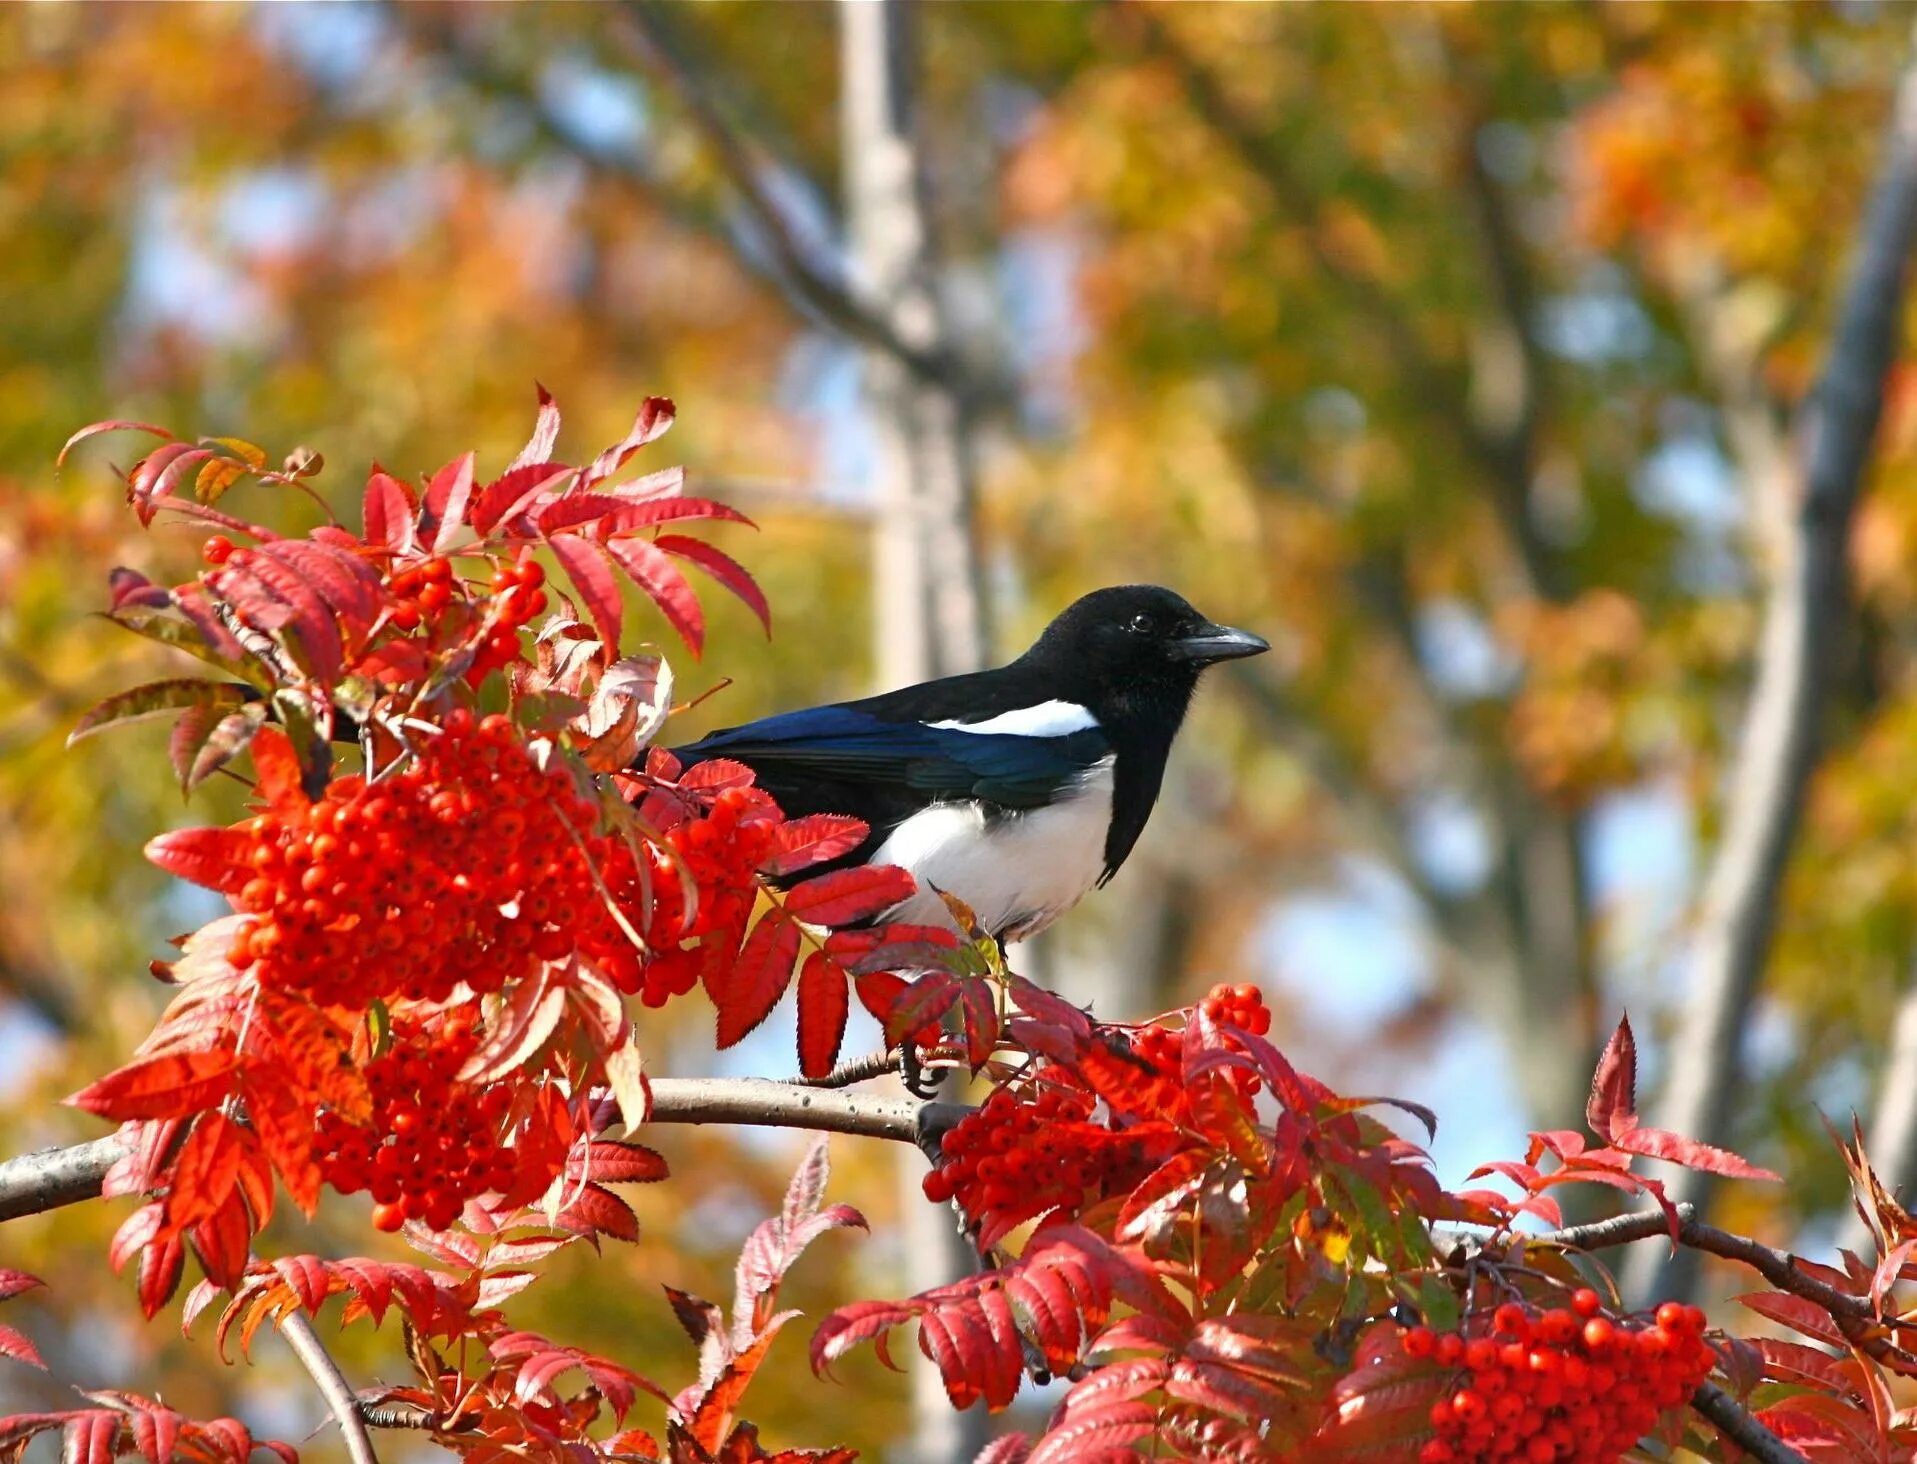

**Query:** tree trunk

left=839, top=3, right=988, bottom=1459
left=1626, top=39, right=1917, bottom=1305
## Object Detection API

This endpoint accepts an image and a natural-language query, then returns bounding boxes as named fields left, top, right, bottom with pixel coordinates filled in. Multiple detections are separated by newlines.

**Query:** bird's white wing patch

left=928, top=700, right=1099, bottom=738
left=871, top=757, right=1115, bottom=941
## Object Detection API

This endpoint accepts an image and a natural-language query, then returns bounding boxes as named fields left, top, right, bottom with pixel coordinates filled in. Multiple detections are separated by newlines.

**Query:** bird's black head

left=1018, top=585, right=1268, bottom=723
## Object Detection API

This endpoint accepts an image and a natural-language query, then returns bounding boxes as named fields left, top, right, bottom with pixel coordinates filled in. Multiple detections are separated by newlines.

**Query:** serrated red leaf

left=211, top=554, right=343, bottom=682
left=592, top=498, right=754, bottom=536
left=653, top=534, right=769, bottom=634
left=1738, top=1290, right=1849, bottom=1347
left=548, top=535, right=623, bottom=656
left=509, top=382, right=562, bottom=471
left=248, top=726, right=310, bottom=814
left=58, top=418, right=172, bottom=466
left=0, top=1323, right=44, bottom=1370
left=566, top=1140, right=670, bottom=1185
left=70, top=1050, right=240, bottom=1122
left=167, top=1112, right=244, bottom=1229
left=882, top=972, right=961, bottom=1049
left=424, top=451, right=476, bottom=554
left=582, top=397, right=675, bottom=488
left=606, top=535, right=704, bottom=656
left=253, top=540, right=382, bottom=631
left=459, top=968, right=566, bottom=1082
left=0, top=1272, right=41, bottom=1304
left=784, top=865, right=916, bottom=927
left=765, top=815, right=869, bottom=878
left=555, top=1182, right=641, bottom=1243
left=959, top=979, right=1000, bottom=1070
left=362, top=469, right=417, bottom=554
left=142, top=827, right=256, bottom=894
left=715, top=914, right=801, bottom=1049
left=796, top=953, right=849, bottom=1080
left=1587, top=1013, right=1638, bottom=1142
left=473, top=464, right=574, bottom=536
left=1610, top=1125, right=1781, bottom=1180
left=138, top=1233, right=186, bottom=1318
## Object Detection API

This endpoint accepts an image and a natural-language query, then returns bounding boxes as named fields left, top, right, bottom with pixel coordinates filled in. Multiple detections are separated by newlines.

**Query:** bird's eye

left=1126, top=613, right=1156, bottom=635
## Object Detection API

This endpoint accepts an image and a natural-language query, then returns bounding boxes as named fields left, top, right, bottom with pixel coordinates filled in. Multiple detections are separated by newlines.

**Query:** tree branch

left=1690, top=1382, right=1808, bottom=1464
left=0, top=1079, right=965, bottom=1223
left=610, top=0, right=963, bottom=392
left=1635, top=31, right=1917, bottom=1304
left=280, top=1309, right=382, bottom=1464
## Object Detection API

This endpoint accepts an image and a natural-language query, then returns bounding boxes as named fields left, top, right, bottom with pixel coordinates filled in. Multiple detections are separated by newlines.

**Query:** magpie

left=670, top=585, right=1269, bottom=944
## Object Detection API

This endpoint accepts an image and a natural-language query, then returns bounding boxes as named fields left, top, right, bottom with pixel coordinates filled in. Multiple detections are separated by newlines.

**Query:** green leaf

left=367, top=999, right=391, bottom=1060
left=1415, top=1273, right=1460, bottom=1334
left=67, top=679, right=252, bottom=748
left=104, top=609, right=271, bottom=688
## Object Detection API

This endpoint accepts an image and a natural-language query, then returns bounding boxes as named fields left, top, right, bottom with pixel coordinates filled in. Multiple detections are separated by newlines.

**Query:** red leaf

left=766, top=815, right=869, bottom=877
left=249, top=726, right=310, bottom=814
left=458, top=968, right=566, bottom=1083
left=0, top=1324, right=43, bottom=1370
left=555, top=1182, right=640, bottom=1243
left=240, top=1074, right=321, bottom=1215
left=1737, top=1290, right=1850, bottom=1347
left=58, top=418, right=172, bottom=466
left=0, top=1273, right=41, bottom=1304
left=143, top=827, right=256, bottom=894
left=653, top=535, right=769, bottom=635
left=796, top=953, right=849, bottom=1080
left=606, top=535, right=704, bottom=657
left=508, top=382, right=562, bottom=471
left=1586, top=1013, right=1638, bottom=1142
left=362, top=469, right=417, bottom=555
left=582, top=397, right=675, bottom=488
left=472, top=464, right=573, bottom=536
left=167, top=1112, right=245, bottom=1229
left=138, top=1234, right=186, bottom=1318
left=784, top=866, right=916, bottom=926
left=716, top=914, right=801, bottom=1049
left=424, top=451, right=477, bottom=554
left=1610, top=1125, right=1781, bottom=1181
left=959, top=979, right=1000, bottom=1070
left=253, top=540, right=382, bottom=631
left=566, top=1140, right=670, bottom=1185
left=882, top=972, right=962, bottom=1049
left=212, top=555, right=343, bottom=682
left=592, top=498, right=754, bottom=536
left=548, top=535, right=623, bottom=655
left=70, top=1051, right=240, bottom=1122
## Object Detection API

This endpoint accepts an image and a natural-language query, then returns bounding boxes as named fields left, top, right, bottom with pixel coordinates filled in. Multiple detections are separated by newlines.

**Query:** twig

left=1691, top=1382, right=1808, bottom=1464
left=612, top=0, right=961, bottom=392
left=0, top=1079, right=969, bottom=1222
left=280, top=1308, right=381, bottom=1464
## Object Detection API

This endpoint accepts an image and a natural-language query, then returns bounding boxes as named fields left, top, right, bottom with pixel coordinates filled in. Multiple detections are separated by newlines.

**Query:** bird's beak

left=1172, top=622, right=1271, bottom=665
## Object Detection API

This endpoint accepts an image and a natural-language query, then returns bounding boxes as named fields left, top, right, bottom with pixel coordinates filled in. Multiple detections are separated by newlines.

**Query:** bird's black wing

left=672, top=704, right=1112, bottom=868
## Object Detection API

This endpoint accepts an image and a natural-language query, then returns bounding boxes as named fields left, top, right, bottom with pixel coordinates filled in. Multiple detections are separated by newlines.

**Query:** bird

left=669, top=584, right=1269, bottom=945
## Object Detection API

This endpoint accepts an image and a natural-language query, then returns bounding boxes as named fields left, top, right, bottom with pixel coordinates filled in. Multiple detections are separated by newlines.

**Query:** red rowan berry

left=203, top=535, right=235, bottom=565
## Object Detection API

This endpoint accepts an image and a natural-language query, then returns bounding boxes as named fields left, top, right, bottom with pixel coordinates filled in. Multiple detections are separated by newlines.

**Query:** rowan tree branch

left=0, top=1079, right=964, bottom=1223
left=280, top=1309, right=382, bottom=1464
left=1635, top=33, right=1917, bottom=1304
left=1690, top=1383, right=1808, bottom=1464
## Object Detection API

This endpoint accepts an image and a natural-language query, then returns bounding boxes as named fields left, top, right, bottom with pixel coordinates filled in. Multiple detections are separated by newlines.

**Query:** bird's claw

left=899, top=1042, right=941, bottom=1101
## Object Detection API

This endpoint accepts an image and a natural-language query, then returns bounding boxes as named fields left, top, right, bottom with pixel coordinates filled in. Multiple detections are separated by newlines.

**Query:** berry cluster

left=385, top=554, right=460, bottom=632
left=316, top=1009, right=518, bottom=1232
left=594, top=784, right=785, bottom=1007
left=1403, top=1294, right=1715, bottom=1463
left=467, top=558, right=547, bottom=680
left=921, top=1079, right=1179, bottom=1232
left=1198, top=982, right=1273, bottom=1036
left=226, top=711, right=610, bottom=1005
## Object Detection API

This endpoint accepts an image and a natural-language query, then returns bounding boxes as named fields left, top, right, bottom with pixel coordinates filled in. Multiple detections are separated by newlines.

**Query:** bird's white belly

left=870, top=758, right=1115, bottom=941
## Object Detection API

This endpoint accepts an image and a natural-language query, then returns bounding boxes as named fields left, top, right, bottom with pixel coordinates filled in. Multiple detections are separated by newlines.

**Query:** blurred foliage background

left=6, top=2, right=1917, bottom=1458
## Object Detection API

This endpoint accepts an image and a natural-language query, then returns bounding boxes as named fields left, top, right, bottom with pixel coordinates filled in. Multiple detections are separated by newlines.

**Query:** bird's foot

left=899, top=1042, right=941, bottom=1101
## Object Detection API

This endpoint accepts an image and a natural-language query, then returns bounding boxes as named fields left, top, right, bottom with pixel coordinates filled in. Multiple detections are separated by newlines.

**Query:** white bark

left=840, top=5, right=989, bottom=1460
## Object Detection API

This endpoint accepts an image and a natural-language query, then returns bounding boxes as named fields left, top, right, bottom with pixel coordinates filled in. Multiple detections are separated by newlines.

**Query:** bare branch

left=280, top=1309, right=382, bottom=1464
left=1530, top=1204, right=1696, bottom=1252
left=1691, top=1382, right=1808, bottom=1464
left=0, top=1079, right=965, bottom=1223
left=611, top=0, right=960, bottom=391
left=1636, top=33, right=1917, bottom=1303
